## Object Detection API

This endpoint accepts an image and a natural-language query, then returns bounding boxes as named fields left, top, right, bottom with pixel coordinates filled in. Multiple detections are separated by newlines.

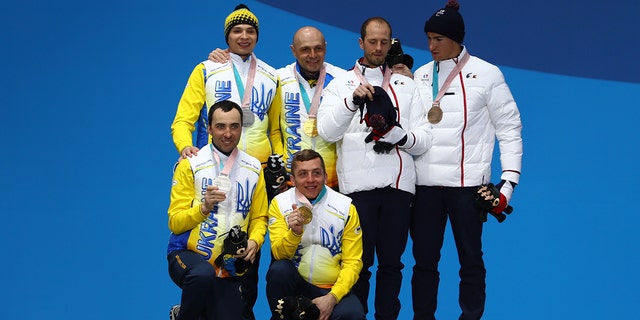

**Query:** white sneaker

left=169, top=305, right=180, bottom=320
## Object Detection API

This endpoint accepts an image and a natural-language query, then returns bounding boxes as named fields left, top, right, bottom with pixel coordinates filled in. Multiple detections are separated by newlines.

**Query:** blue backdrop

left=1, top=1, right=638, bottom=319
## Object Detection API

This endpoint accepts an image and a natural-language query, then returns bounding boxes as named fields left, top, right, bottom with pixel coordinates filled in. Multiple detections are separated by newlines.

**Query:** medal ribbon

left=210, top=145, right=239, bottom=176
left=352, top=63, right=392, bottom=90
left=294, top=185, right=327, bottom=208
left=295, top=64, right=326, bottom=118
left=208, top=146, right=238, bottom=218
left=431, top=51, right=470, bottom=107
left=231, top=53, right=257, bottom=113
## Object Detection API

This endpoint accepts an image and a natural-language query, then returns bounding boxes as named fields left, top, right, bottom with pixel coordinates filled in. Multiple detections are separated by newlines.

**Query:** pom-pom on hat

left=224, top=4, right=259, bottom=44
left=424, top=0, right=465, bottom=44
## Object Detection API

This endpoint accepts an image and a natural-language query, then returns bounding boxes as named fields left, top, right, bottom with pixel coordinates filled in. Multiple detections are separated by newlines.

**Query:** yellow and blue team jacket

left=167, top=145, right=268, bottom=278
left=268, top=62, right=346, bottom=188
left=171, top=53, right=278, bottom=165
left=268, top=187, right=363, bottom=302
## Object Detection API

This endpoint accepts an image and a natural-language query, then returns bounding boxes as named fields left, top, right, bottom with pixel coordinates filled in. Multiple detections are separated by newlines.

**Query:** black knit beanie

left=424, top=0, right=465, bottom=44
left=224, top=4, right=259, bottom=44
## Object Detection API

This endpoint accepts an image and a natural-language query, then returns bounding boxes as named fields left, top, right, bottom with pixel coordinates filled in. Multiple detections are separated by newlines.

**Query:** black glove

left=264, top=154, right=289, bottom=200
left=475, top=183, right=514, bottom=223
left=274, top=295, right=320, bottom=320
left=372, top=141, right=395, bottom=153
left=353, top=94, right=366, bottom=109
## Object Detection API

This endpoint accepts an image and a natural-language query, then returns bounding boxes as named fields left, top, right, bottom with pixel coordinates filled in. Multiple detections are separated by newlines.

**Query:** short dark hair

left=360, top=16, right=392, bottom=40
left=207, top=100, right=243, bottom=126
left=291, top=149, right=326, bottom=175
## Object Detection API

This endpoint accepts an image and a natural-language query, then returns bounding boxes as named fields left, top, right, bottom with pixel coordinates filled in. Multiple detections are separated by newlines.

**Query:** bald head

left=293, top=26, right=325, bottom=46
left=291, top=26, right=327, bottom=75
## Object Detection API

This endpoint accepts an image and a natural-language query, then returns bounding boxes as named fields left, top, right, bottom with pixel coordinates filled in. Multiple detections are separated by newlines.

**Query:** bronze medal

left=427, top=102, right=443, bottom=124
left=242, top=108, right=255, bottom=127
left=298, top=205, right=313, bottom=225
left=303, top=118, right=318, bottom=137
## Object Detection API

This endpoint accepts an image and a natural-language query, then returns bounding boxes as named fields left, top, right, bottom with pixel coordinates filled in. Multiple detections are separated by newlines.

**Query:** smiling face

left=207, top=107, right=242, bottom=153
left=227, top=24, right=257, bottom=58
left=291, top=27, right=327, bottom=75
left=291, top=157, right=326, bottom=200
left=426, top=32, right=462, bottom=61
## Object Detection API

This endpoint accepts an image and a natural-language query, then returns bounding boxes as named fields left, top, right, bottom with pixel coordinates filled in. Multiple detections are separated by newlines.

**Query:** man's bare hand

left=287, top=204, right=305, bottom=235
left=391, top=63, right=414, bottom=79
left=352, top=83, right=375, bottom=103
left=240, top=239, right=258, bottom=263
left=312, top=294, right=337, bottom=320
left=201, top=185, right=226, bottom=212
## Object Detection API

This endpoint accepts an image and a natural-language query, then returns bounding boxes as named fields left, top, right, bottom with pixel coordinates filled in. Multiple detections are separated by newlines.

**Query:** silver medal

left=242, top=108, right=255, bottom=127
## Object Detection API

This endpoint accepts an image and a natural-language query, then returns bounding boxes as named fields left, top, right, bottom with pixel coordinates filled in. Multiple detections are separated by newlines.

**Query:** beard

left=364, top=53, right=386, bottom=67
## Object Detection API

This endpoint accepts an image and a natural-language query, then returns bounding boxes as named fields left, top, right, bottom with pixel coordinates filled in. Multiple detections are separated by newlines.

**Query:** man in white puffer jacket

left=317, top=17, right=431, bottom=320
left=411, top=1, right=523, bottom=319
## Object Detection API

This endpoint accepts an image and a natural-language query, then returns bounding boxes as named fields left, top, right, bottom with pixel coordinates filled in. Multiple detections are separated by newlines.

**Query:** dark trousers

left=241, top=250, right=260, bottom=320
left=349, top=187, right=412, bottom=319
left=168, top=250, right=243, bottom=320
left=266, top=260, right=365, bottom=320
left=410, top=186, right=486, bottom=320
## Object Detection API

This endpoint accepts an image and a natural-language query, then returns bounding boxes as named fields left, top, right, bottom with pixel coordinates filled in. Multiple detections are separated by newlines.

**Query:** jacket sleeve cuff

left=328, top=288, right=344, bottom=303
left=501, top=171, right=520, bottom=185
left=399, top=132, right=416, bottom=149
left=344, top=98, right=358, bottom=112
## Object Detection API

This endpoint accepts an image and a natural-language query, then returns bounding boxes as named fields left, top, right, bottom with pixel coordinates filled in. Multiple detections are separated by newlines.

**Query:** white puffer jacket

left=318, top=60, right=432, bottom=195
left=413, top=46, right=522, bottom=188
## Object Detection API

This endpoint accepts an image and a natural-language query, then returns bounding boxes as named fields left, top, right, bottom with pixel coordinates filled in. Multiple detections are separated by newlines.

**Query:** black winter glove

left=475, top=182, right=514, bottom=223
left=274, top=295, right=320, bottom=320
left=372, top=141, right=395, bottom=153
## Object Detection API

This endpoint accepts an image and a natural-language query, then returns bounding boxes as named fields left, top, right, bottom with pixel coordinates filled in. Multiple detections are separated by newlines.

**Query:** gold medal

left=427, top=102, right=443, bottom=124
left=242, top=108, right=255, bottom=127
left=298, top=205, right=313, bottom=225
left=303, top=118, right=318, bottom=137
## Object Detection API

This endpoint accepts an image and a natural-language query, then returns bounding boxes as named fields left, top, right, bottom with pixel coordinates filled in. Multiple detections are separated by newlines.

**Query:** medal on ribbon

left=212, top=174, right=232, bottom=215
left=294, top=188, right=314, bottom=224
left=303, top=117, right=318, bottom=137
left=232, top=53, right=258, bottom=127
left=429, top=51, right=470, bottom=125
left=242, top=108, right=255, bottom=127
left=298, top=205, right=313, bottom=225
left=213, top=174, right=231, bottom=194
left=427, top=101, right=443, bottom=124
